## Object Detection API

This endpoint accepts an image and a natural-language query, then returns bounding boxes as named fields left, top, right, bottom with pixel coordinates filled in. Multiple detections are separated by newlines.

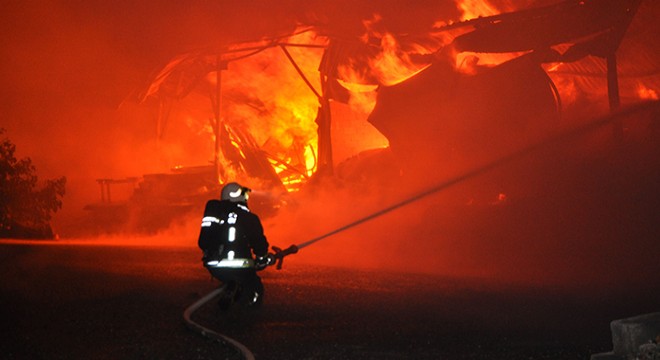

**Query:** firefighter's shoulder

left=203, top=199, right=223, bottom=214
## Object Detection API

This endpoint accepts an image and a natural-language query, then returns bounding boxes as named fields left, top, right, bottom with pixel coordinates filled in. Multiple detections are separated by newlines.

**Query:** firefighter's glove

left=255, top=254, right=274, bottom=270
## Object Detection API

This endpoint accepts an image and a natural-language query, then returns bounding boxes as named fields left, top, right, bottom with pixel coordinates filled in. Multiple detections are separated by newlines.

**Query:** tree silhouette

left=0, top=128, right=66, bottom=239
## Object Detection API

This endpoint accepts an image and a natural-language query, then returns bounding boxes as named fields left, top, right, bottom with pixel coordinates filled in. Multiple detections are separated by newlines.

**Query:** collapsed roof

left=137, top=0, right=659, bottom=189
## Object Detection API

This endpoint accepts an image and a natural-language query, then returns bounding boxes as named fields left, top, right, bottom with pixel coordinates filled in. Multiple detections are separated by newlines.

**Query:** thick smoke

left=2, top=1, right=659, bottom=289
left=266, top=103, right=659, bottom=289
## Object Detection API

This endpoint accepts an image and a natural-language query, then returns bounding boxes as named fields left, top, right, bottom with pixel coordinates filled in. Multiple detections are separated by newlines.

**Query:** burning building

left=84, top=0, right=659, bottom=234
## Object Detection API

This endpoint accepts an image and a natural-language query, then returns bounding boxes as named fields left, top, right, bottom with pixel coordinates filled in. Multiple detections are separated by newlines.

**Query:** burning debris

left=83, top=0, right=659, bottom=233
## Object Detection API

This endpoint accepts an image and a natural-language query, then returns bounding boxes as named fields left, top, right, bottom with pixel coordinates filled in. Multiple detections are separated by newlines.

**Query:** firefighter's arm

left=250, top=216, right=272, bottom=270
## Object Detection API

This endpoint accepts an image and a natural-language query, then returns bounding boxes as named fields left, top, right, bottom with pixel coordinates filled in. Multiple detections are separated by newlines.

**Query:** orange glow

left=368, top=32, right=429, bottom=86
left=337, top=15, right=437, bottom=114
left=456, top=0, right=502, bottom=20
left=3, top=0, right=658, bottom=291
left=637, top=83, right=659, bottom=100
left=454, top=51, right=524, bottom=73
left=336, top=70, right=379, bottom=115
left=178, top=30, right=327, bottom=192
left=336, top=78, right=379, bottom=115
left=359, top=14, right=432, bottom=86
left=545, top=64, right=582, bottom=108
left=452, top=0, right=522, bottom=72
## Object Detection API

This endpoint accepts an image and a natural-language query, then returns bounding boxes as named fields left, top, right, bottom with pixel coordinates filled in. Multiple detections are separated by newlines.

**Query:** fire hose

left=266, top=100, right=660, bottom=269
left=184, top=101, right=657, bottom=360
left=183, top=288, right=256, bottom=360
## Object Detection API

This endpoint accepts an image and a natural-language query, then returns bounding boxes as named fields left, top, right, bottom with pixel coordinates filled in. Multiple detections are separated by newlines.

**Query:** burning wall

left=130, top=0, right=659, bottom=197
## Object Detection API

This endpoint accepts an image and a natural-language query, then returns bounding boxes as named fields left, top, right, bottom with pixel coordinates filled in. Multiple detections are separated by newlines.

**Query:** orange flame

left=370, top=33, right=429, bottom=86
left=337, top=14, right=437, bottom=115
left=637, top=83, right=659, bottom=100
left=201, top=30, right=325, bottom=191
left=456, top=0, right=502, bottom=20
left=452, top=0, right=522, bottom=73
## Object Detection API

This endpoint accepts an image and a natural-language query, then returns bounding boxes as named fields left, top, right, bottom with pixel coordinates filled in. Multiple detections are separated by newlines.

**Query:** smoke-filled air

left=2, top=0, right=659, bottom=288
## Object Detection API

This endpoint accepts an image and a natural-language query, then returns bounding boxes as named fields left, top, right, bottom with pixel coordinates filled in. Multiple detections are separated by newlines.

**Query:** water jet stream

left=290, top=101, right=658, bottom=253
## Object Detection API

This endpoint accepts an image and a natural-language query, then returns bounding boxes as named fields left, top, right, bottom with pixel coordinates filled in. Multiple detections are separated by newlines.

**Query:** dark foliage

left=0, top=128, right=66, bottom=239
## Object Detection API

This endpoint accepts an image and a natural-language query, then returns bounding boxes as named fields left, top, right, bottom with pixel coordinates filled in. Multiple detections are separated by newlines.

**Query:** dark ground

left=1, top=241, right=658, bottom=360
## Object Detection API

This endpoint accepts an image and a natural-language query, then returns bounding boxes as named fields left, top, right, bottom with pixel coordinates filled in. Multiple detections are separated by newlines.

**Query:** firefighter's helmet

left=221, top=182, right=250, bottom=203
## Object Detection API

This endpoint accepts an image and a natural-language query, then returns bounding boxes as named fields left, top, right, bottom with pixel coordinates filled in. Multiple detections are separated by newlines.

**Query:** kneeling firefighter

left=198, top=182, right=273, bottom=308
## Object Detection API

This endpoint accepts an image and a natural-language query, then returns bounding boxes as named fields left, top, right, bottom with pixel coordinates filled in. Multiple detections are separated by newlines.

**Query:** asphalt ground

left=1, top=241, right=658, bottom=360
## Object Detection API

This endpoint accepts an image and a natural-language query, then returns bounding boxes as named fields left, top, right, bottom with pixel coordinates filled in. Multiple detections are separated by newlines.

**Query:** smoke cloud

left=2, top=1, right=658, bottom=290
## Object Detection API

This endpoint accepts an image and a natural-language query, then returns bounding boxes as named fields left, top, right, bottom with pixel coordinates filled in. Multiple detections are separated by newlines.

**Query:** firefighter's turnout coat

left=198, top=199, right=269, bottom=269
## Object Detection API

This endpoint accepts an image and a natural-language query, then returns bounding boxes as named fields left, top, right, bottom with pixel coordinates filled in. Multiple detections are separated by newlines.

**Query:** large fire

left=140, top=0, right=657, bottom=195
left=3, top=0, right=657, bottom=286
left=210, top=30, right=324, bottom=191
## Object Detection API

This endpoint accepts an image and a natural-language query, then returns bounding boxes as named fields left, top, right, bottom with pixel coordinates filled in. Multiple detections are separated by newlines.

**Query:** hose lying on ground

left=183, top=288, right=256, bottom=360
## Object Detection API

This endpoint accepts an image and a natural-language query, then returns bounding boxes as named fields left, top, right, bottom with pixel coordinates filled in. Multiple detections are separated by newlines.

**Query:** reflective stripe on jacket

left=205, top=258, right=255, bottom=268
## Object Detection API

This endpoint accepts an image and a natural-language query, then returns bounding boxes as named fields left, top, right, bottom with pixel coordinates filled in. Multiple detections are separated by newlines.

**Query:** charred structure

left=82, top=0, right=659, bottom=234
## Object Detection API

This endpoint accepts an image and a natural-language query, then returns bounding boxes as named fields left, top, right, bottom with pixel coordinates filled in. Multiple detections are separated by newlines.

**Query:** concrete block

left=590, top=351, right=622, bottom=360
left=611, top=312, right=660, bottom=356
